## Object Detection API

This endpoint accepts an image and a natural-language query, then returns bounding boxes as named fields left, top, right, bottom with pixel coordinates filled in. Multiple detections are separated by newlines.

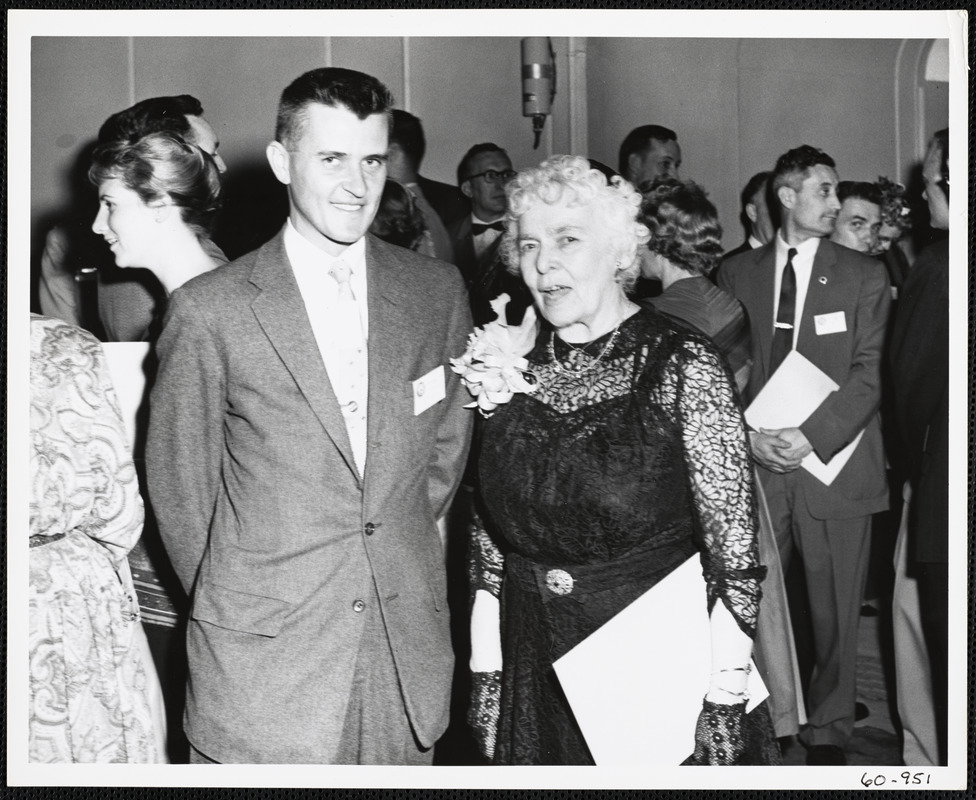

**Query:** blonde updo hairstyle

left=89, top=131, right=222, bottom=238
left=500, top=155, right=650, bottom=292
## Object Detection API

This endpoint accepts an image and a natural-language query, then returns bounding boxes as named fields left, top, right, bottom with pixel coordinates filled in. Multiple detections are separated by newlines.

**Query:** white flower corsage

left=450, top=294, right=539, bottom=417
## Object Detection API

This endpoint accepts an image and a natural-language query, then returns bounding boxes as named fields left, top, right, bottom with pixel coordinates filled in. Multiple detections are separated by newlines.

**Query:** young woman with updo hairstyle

left=87, top=130, right=223, bottom=761
left=90, top=131, right=223, bottom=302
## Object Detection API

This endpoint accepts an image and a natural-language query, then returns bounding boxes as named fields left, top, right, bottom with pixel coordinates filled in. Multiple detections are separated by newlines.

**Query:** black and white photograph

left=7, top=8, right=968, bottom=791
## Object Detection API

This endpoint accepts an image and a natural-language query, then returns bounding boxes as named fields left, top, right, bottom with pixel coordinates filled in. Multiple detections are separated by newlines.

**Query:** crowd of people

left=29, top=65, right=950, bottom=768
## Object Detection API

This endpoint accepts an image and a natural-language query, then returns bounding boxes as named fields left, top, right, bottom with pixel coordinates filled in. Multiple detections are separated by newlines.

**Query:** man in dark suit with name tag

left=718, top=145, right=890, bottom=766
left=147, top=67, right=473, bottom=764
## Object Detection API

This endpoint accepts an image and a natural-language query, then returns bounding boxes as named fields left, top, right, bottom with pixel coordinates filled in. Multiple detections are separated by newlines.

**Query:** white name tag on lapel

left=413, top=365, right=446, bottom=416
left=814, top=311, right=847, bottom=336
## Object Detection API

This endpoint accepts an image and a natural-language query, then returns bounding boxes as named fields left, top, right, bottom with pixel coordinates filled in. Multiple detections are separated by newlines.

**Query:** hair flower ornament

left=450, top=294, right=539, bottom=417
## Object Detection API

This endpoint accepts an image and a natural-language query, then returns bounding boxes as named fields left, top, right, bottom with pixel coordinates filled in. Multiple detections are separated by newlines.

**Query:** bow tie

left=471, top=221, right=505, bottom=236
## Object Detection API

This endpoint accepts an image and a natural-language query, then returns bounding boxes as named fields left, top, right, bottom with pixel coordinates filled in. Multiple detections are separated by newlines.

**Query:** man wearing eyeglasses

left=448, top=143, right=530, bottom=325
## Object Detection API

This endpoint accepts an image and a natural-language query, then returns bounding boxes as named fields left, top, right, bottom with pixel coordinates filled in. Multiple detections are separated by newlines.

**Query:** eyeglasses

left=463, top=169, right=517, bottom=185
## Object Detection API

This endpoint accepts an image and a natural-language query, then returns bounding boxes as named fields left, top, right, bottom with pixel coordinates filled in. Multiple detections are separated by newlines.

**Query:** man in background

left=448, top=142, right=529, bottom=325
left=830, top=181, right=883, bottom=254
left=719, top=145, right=890, bottom=766
left=724, top=170, right=775, bottom=260
left=888, top=128, right=950, bottom=766
left=386, top=109, right=468, bottom=262
left=618, top=124, right=681, bottom=187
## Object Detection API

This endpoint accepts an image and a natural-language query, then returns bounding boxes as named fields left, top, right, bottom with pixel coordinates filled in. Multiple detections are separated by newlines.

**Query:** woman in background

left=640, top=177, right=805, bottom=741
left=465, top=156, right=779, bottom=765
left=30, top=314, right=166, bottom=762
left=369, top=178, right=431, bottom=252
left=88, top=130, right=223, bottom=761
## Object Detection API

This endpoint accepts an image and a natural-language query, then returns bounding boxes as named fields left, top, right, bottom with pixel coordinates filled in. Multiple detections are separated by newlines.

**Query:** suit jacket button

left=352, top=599, right=366, bottom=613
left=364, top=522, right=375, bottom=536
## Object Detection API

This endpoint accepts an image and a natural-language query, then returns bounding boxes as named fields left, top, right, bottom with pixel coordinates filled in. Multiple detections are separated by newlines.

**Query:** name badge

left=814, top=311, right=847, bottom=336
left=413, top=365, right=446, bottom=416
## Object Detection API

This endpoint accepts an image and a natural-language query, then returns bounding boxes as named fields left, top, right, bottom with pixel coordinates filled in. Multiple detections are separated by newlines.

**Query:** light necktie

left=769, top=247, right=797, bottom=375
left=328, top=260, right=368, bottom=475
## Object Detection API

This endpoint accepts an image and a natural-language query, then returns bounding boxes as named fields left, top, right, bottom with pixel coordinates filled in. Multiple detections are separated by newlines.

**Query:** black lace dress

left=473, top=305, right=777, bottom=765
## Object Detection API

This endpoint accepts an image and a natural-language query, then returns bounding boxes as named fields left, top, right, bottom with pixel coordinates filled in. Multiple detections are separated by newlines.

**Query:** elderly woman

left=640, top=177, right=804, bottom=742
left=88, top=129, right=223, bottom=761
left=464, top=156, right=779, bottom=765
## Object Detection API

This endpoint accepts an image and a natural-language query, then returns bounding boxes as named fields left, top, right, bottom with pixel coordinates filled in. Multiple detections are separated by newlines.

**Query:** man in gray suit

left=147, top=67, right=473, bottom=764
left=719, top=145, right=890, bottom=766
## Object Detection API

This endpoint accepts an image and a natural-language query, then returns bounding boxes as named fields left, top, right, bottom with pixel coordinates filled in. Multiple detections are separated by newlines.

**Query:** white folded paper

left=744, top=349, right=863, bottom=486
left=552, top=555, right=767, bottom=766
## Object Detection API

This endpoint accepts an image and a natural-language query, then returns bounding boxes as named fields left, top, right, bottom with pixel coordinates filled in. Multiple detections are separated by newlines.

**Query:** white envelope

left=553, top=555, right=767, bottom=766
left=744, top=350, right=863, bottom=486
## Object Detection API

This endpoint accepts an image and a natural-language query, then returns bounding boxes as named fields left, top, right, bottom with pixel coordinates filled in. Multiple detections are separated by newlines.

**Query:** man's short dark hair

left=457, top=143, right=508, bottom=186
left=97, top=94, right=203, bottom=145
left=617, top=124, right=678, bottom=176
left=771, top=145, right=836, bottom=201
left=275, top=67, right=395, bottom=147
left=837, top=180, right=882, bottom=208
left=741, top=170, right=771, bottom=210
left=390, top=110, right=426, bottom=170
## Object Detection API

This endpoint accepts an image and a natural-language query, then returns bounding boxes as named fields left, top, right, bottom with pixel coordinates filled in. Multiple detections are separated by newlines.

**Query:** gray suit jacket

left=718, top=237, right=890, bottom=520
left=146, top=228, right=473, bottom=763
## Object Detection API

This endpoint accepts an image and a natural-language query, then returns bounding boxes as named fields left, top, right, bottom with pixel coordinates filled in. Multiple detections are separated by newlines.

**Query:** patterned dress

left=474, top=306, right=776, bottom=764
left=29, top=315, right=165, bottom=762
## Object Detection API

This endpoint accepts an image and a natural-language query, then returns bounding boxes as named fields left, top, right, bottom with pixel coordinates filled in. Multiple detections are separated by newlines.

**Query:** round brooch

left=545, top=568, right=574, bottom=596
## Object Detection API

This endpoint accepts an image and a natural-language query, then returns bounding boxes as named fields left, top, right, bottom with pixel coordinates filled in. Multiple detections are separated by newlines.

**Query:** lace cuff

left=468, top=670, right=502, bottom=761
left=703, top=563, right=766, bottom=639
left=681, top=698, right=747, bottom=766
left=468, top=510, right=504, bottom=599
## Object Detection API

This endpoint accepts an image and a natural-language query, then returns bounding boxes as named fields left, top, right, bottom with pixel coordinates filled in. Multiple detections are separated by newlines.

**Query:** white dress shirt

left=773, top=233, right=821, bottom=349
left=471, top=214, right=505, bottom=260
left=286, top=220, right=369, bottom=474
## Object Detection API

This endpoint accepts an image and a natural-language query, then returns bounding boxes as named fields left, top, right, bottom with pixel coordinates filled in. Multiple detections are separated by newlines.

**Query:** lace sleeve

left=672, top=337, right=765, bottom=638
left=468, top=507, right=505, bottom=600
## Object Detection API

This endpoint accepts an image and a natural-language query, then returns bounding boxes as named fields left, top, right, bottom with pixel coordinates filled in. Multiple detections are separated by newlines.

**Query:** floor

left=780, top=602, right=903, bottom=766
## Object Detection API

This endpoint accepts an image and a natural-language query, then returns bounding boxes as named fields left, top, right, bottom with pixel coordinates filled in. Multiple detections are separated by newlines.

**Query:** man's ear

left=776, top=185, right=796, bottom=210
left=744, top=202, right=758, bottom=225
left=266, top=141, right=291, bottom=185
left=460, top=180, right=473, bottom=200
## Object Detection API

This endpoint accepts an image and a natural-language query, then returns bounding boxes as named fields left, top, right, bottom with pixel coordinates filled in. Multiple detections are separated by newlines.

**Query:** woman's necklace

left=548, top=318, right=625, bottom=376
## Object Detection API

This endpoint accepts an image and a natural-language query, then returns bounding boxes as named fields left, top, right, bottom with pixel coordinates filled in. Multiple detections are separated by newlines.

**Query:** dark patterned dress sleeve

left=671, top=337, right=766, bottom=638
left=468, top=508, right=505, bottom=600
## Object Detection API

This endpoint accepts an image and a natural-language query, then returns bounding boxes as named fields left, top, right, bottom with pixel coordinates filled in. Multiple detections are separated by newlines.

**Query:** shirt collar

left=284, top=219, right=367, bottom=277
left=775, top=230, right=821, bottom=262
left=471, top=213, right=505, bottom=227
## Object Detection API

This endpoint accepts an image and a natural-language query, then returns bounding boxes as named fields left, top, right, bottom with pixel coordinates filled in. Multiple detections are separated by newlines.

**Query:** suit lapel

left=248, top=228, right=361, bottom=483
left=797, top=238, right=840, bottom=356
left=364, top=236, right=415, bottom=481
